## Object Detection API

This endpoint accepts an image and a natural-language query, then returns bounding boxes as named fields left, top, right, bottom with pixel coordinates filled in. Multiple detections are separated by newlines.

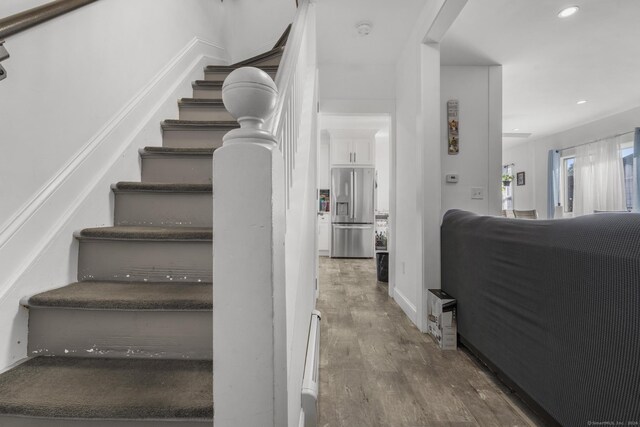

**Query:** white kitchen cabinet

left=351, top=138, right=374, bottom=165
left=328, top=130, right=376, bottom=166
left=318, top=213, right=330, bottom=256
left=330, top=140, right=352, bottom=166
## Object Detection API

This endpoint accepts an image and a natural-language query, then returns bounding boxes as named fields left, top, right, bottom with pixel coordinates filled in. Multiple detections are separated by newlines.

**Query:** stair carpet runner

left=0, top=42, right=285, bottom=425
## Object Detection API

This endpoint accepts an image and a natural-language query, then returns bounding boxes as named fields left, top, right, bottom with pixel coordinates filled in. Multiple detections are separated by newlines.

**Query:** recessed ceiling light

left=356, top=21, right=373, bottom=37
left=577, top=100, right=587, bottom=105
left=558, top=6, right=579, bottom=18
left=513, top=128, right=520, bottom=131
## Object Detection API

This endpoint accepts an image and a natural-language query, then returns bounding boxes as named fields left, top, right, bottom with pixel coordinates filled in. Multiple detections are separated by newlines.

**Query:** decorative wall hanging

left=447, top=100, right=459, bottom=155
left=517, top=171, right=526, bottom=186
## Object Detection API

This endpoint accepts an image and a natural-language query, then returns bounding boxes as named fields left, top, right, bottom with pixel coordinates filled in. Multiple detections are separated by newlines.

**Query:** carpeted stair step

left=140, top=147, right=215, bottom=184
left=192, top=80, right=223, bottom=99
left=27, top=282, right=212, bottom=359
left=204, top=64, right=278, bottom=81
left=178, top=98, right=232, bottom=121
left=75, top=226, right=212, bottom=283
left=161, top=119, right=238, bottom=149
left=0, top=357, right=212, bottom=425
left=113, top=182, right=212, bottom=227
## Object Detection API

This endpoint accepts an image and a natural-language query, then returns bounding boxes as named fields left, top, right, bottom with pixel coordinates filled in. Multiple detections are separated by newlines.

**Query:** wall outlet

left=471, top=187, right=484, bottom=200
left=445, top=174, right=459, bottom=183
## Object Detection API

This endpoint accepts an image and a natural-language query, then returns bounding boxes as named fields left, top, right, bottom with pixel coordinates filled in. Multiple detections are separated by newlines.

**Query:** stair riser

left=178, top=105, right=232, bottom=121
left=162, top=129, right=227, bottom=149
left=28, top=308, right=212, bottom=360
left=204, top=69, right=277, bottom=82
left=0, top=416, right=212, bottom=426
left=141, top=156, right=212, bottom=184
left=193, top=87, right=221, bottom=99
left=77, top=239, right=212, bottom=283
left=114, top=192, right=212, bottom=227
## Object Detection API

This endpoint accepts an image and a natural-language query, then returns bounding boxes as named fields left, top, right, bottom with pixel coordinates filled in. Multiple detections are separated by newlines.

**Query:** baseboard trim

left=0, top=37, right=227, bottom=368
left=393, top=287, right=417, bottom=325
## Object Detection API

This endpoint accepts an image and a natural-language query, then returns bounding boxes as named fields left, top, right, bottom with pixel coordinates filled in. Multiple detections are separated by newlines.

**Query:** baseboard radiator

left=301, top=310, right=321, bottom=427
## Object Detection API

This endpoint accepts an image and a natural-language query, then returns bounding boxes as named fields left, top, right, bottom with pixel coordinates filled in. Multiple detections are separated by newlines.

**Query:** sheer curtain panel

left=573, top=136, right=626, bottom=215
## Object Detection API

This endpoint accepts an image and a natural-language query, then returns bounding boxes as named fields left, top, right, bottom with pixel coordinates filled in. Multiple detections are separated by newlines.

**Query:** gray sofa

left=441, top=210, right=640, bottom=426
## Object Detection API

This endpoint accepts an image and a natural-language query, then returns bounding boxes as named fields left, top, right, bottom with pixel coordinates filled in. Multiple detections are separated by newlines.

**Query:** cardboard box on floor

left=427, top=289, right=457, bottom=350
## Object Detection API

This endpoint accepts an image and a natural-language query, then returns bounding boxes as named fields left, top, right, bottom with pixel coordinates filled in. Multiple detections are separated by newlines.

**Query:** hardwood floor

left=317, top=257, right=546, bottom=427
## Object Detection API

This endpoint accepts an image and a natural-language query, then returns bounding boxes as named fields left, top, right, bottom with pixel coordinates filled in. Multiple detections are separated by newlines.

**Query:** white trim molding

left=393, top=287, right=418, bottom=325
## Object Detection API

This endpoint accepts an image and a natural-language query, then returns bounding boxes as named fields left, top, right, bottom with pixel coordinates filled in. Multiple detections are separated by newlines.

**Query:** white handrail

left=269, top=0, right=313, bottom=207
left=270, top=0, right=310, bottom=133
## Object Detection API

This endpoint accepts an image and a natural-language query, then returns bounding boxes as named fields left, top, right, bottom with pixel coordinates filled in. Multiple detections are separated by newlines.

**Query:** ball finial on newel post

left=222, top=67, right=279, bottom=146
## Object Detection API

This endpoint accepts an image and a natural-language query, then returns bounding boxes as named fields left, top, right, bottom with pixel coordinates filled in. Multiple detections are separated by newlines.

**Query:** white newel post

left=213, top=67, right=288, bottom=427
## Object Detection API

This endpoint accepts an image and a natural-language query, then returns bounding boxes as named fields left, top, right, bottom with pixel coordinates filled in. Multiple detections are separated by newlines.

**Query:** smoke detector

left=356, top=21, right=373, bottom=37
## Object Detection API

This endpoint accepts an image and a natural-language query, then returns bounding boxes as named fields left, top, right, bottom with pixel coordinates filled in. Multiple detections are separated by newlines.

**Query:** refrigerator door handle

left=350, top=170, right=355, bottom=220
left=353, top=170, right=357, bottom=220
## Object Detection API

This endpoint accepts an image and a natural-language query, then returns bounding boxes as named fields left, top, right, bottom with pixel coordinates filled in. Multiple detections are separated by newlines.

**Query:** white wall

left=319, top=63, right=395, bottom=103
left=394, top=0, right=498, bottom=331
left=394, top=38, right=422, bottom=325
left=503, top=142, right=536, bottom=210
left=440, top=65, right=502, bottom=216
left=223, top=0, right=296, bottom=63
left=318, top=132, right=330, bottom=190
left=375, top=132, right=390, bottom=212
left=503, top=105, right=640, bottom=218
left=0, top=0, right=227, bottom=370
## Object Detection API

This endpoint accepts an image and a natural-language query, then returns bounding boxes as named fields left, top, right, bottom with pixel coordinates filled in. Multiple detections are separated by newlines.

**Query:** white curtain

left=573, top=136, right=626, bottom=215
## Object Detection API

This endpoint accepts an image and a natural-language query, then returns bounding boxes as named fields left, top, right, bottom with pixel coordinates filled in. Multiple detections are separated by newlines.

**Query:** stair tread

left=193, top=80, right=223, bottom=87
left=114, top=182, right=212, bottom=192
left=29, top=281, right=212, bottom=310
left=143, top=146, right=216, bottom=154
left=161, top=119, right=238, bottom=131
left=0, top=357, right=212, bottom=419
left=77, top=226, right=212, bottom=241
left=205, top=64, right=279, bottom=73
left=179, top=98, right=224, bottom=105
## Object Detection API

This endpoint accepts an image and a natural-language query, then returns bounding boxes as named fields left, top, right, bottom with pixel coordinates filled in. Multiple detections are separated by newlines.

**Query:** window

left=562, top=157, right=575, bottom=213
left=502, top=164, right=513, bottom=210
left=622, top=147, right=634, bottom=211
left=560, top=140, right=633, bottom=215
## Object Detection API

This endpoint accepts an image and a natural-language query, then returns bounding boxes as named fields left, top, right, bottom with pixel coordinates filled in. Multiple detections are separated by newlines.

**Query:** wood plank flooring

left=317, top=257, right=546, bottom=427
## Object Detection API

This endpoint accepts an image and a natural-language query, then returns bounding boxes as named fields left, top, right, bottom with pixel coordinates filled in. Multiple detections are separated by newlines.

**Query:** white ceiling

left=440, top=0, right=640, bottom=147
left=317, top=0, right=427, bottom=65
left=320, top=114, right=390, bottom=135
left=317, top=0, right=640, bottom=148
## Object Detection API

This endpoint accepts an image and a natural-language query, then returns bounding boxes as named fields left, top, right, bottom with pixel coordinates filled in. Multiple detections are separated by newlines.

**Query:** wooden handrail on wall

left=0, top=0, right=98, bottom=40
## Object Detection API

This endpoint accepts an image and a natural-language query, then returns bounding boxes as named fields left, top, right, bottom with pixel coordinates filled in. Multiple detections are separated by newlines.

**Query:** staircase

left=0, top=35, right=287, bottom=426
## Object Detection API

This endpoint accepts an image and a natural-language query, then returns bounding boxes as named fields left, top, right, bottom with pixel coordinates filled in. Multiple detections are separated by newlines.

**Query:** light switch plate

left=445, top=174, right=459, bottom=183
left=471, top=187, right=484, bottom=200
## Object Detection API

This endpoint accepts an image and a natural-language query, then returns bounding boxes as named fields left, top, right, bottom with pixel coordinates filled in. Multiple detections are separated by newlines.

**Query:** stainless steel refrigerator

left=331, top=167, right=375, bottom=258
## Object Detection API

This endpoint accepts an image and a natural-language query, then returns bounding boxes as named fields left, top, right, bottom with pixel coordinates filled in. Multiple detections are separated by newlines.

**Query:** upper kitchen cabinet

left=328, top=129, right=376, bottom=166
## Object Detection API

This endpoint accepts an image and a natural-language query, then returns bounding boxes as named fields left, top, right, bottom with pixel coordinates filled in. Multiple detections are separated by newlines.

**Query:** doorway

left=316, top=113, right=393, bottom=293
